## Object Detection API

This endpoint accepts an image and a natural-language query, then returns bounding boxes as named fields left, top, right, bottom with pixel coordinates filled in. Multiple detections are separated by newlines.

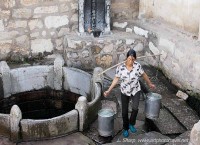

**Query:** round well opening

left=0, top=89, right=81, bottom=119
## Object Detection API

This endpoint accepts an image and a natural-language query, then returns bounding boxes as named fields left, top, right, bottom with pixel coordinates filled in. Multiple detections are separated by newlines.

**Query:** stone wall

left=139, top=0, right=200, bottom=34
left=0, top=0, right=140, bottom=62
left=0, top=0, right=78, bottom=61
left=123, top=20, right=200, bottom=97
left=63, top=32, right=146, bottom=70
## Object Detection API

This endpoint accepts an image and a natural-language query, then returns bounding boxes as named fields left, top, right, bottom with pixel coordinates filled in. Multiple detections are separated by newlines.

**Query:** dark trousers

left=121, top=91, right=140, bottom=130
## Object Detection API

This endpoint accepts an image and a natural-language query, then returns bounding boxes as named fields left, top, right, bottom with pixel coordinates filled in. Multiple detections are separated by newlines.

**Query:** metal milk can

left=98, top=108, right=115, bottom=137
left=145, top=93, right=162, bottom=120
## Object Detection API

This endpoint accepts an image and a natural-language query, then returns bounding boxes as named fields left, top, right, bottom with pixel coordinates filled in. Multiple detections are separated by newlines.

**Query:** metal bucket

left=98, top=108, right=115, bottom=137
left=145, top=93, right=162, bottom=120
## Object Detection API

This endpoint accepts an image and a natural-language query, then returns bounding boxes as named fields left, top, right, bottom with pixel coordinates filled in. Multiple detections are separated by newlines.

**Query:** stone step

left=162, top=98, right=199, bottom=130
left=105, top=131, right=170, bottom=145
left=146, top=108, right=186, bottom=135
left=165, top=130, right=190, bottom=145
left=18, top=132, right=95, bottom=145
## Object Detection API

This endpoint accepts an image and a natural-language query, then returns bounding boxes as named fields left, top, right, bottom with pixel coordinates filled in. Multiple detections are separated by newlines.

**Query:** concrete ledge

left=0, top=114, right=10, bottom=138
left=10, top=66, right=54, bottom=94
left=87, top=83, right=102, bottom=124
left=63, top=67, right=92, bottom=97
left=20, top=110, right=78, bottom=141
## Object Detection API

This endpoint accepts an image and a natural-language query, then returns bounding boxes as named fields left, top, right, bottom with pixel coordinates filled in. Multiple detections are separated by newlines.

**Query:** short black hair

left=127, top=49, right=136, bottom=59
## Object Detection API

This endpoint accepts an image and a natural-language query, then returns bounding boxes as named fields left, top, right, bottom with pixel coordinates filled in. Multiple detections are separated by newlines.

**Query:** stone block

left=34, top=6, right=58, bottom=14
left=0, top=40, right=12, bottom=60
left=20, top=0, right=38, bottom=6
left=63, top=67, right=92, bottom=97
left=30, top=32, right=39, bottom=38
left=151, top=108, right=186, bottom=134
left=10, top=105, right=22, bottom=142
left=71, top=3, right=78, bottom=10
left=60, top=3, right=70, bottom=13
left=45, top=15, right=69, bottom=29
left=174, top=49, right=185, bottom=61
left=134, top=26, right=148, bottom=38
left=7, top=20, right=27, bottom=29
left=20, top=110, right=78, bottom=141
left=0, top=31, right=18, bottom=40
left=126, top=39, right=135, bottom=45
left=134, top=43, right=144, bottom=52
left=82, top=50, right=89, bottom=58
left=0, top=114, right=10, bottom=138
left=66, top=52, right=78, bottom=59
left=53, top=55, right=64, bottom=90
left=55, top=38, right=64, bottom=51
left=126, top=28, right=133, bottom=33
left=0, top=20, right=4, bottom=31
left=66, top=39, right=82, bottom=49
left=95, top=55, right=113, bottom=68
left=103, top=43, right=114, bottom=53
left=162, top=98, right=199, bottom=130
left=15, top=35, right=29, bottom=51
left=12, top=8, right=32, bottom=19
left=189, top=120, right=200, bottom=145
left=58, top=28, right=70, bottom=37
left=0, top=10, right=11, bottom=19
left=71, top=13, right=78, bottom=22
left=160, top=50, right=167, bottom=62
left=4, top=0, right=15, bottom=8
left=0, top=61, right=11, bottom=98
left=28, top=19, right=43, bottom=30
left=75, top=96, right=88, bottom=131
left=31, top=39, right=53, bottom=54
left=10, top=66, right=54, bottom=94
left=92, top=67, right=104, bottom=85
left=113, top=22, right=128, bottom=29
left=149, top=42, right=160, bottom=55
left=159, top=38, right=175, bottom=55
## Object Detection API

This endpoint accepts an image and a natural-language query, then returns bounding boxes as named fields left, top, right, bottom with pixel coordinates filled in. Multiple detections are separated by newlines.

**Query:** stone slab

left=18, top=132, right=95, bottom=145
left=109, top=131, right=170, bottom=145
left=162, top=98, right=199, bottom=130
left=0, top=137, right=15, bottom=145
left=63, top=67, right=92, bottom=97
left=150, top=108, right=186, bottom=134
left=10, top=66, right=54, bottom=94
left=83, top=117, right=123, bottom=144
left=165, top=131, right=190, bottom=145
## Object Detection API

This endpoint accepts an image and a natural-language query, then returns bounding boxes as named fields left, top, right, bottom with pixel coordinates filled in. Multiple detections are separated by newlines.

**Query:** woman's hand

left=103, top=77, right=119, bottom=98
left=148, top=83, right=156, bottom=90
left=104, top=90, right=110, bottom=97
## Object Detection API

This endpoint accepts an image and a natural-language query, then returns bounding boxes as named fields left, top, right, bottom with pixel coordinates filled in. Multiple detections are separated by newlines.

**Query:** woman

left=104, top=49, right=155, bottom=138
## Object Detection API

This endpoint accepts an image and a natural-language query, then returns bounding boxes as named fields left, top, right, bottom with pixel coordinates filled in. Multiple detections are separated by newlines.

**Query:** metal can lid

left=98, top=109, right=114, bottom=117
left=147, top=93, right=162, bottom=100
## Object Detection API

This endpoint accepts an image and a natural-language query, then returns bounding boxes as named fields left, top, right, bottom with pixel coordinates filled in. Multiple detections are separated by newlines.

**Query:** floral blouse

left=115, top=61, right=144, bottom=96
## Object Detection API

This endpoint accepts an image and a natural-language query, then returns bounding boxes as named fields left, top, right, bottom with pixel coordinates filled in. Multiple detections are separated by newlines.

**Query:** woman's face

left=127, top=56, right=135, bottom=65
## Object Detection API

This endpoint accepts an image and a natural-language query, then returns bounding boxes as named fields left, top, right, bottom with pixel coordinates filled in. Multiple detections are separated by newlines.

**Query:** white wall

left=139, top=0, right=200, bottom=34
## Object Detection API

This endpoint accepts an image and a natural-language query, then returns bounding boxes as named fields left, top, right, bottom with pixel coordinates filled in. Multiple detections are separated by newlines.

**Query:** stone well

left=0, top=56, right=103, bottom=142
